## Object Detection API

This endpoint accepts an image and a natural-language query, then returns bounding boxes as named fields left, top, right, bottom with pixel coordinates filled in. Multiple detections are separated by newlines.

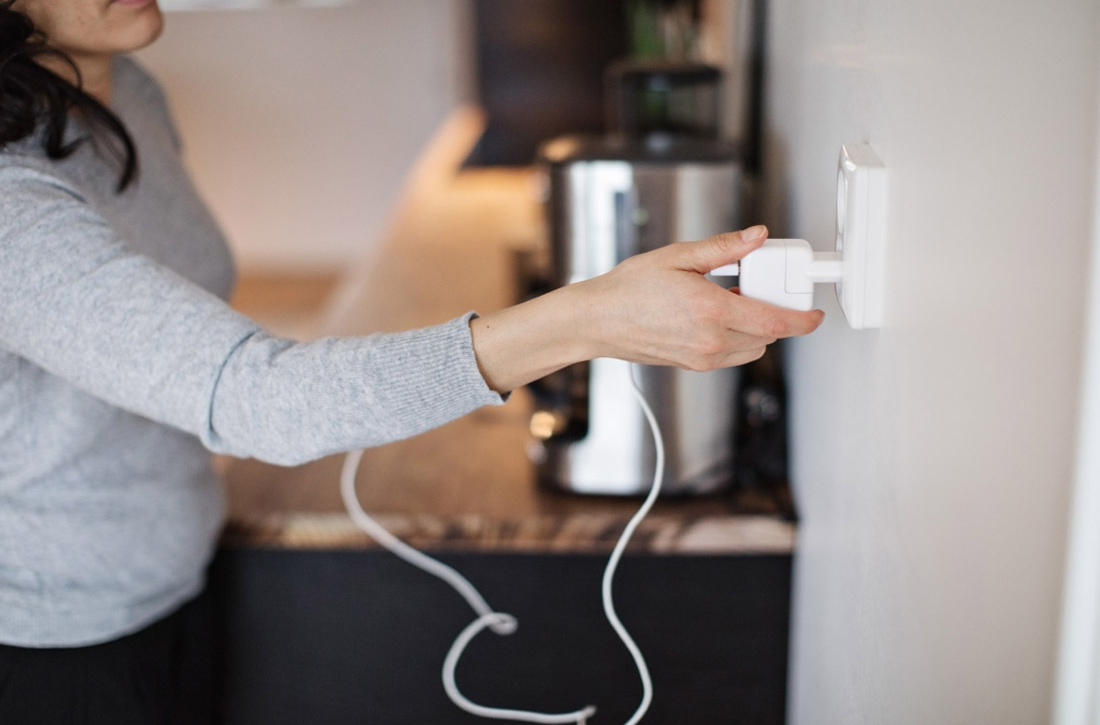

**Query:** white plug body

left=708, top=143, right=887, bottom=325
left=709, top=238, right=841, bottom=311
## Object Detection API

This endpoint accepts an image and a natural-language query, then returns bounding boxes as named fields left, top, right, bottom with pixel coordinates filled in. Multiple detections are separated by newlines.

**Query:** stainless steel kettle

left=530, top=134, right=743, bottom=495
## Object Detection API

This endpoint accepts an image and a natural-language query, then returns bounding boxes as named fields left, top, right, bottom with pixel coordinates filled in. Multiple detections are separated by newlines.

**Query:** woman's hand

left=469, top=225, right=825, bottom=393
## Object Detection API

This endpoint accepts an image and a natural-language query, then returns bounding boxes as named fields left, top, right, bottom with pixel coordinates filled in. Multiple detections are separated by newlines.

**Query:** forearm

left=210, top=314, right=503, bottom=463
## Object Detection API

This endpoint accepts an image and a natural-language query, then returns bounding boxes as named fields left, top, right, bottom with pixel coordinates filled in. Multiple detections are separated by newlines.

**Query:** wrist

left=469, top=283, right=597, bottom=393
left=546, top=280, right=604, bottom=362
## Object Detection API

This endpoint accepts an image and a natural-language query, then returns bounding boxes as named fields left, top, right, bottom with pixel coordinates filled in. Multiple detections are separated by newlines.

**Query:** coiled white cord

left=339, top=361, right=665, bottom=724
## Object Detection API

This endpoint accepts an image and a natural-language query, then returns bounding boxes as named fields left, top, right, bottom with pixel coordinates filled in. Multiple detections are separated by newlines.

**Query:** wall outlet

left=834, top=143, right=887, bottom=329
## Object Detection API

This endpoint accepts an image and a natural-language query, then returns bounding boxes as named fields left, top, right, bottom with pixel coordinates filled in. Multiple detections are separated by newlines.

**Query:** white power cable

left=340, top=449, right=513, bottom=634
left=339, top=360, right=665, bottom=724
left=601, top=364, right=665, bottom=725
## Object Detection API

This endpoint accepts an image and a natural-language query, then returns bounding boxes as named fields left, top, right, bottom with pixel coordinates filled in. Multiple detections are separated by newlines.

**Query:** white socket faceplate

left=835, top=144, right=887, bottom=329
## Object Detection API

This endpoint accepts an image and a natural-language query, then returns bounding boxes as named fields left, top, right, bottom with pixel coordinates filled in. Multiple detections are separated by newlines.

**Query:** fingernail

left=743, top=225, right=767, bottom=241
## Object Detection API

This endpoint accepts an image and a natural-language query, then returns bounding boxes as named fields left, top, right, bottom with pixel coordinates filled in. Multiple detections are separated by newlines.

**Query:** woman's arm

left=0, top=165, right=819, bottom=464
left=470, top=225, right=825, bottom=393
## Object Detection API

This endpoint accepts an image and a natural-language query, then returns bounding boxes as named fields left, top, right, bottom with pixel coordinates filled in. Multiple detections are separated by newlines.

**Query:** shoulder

left=0, top=163, right=107, bottom=273
left=0, top=162, right=90, bottom=217
left=112, top=56, right=183, bottom=150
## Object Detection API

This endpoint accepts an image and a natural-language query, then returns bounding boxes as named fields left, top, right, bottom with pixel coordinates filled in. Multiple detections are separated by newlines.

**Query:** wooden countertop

left=221, top=108, right=795, bottom=555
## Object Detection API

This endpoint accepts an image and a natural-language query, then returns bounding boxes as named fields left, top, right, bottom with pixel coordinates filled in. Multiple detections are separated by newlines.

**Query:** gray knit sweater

left=0, top=57, right=503, bottom=647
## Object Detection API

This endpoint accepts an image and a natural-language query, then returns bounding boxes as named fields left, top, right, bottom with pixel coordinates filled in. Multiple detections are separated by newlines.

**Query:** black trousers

left=0, top=589, right=216, bottom=725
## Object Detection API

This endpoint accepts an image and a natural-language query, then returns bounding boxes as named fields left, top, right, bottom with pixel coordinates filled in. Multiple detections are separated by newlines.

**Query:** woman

left=0, top=0, right=824, bottom=721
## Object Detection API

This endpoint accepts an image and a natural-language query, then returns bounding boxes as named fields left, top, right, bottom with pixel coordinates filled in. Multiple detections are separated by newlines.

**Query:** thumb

left=674, top=225, right=769, bottom=273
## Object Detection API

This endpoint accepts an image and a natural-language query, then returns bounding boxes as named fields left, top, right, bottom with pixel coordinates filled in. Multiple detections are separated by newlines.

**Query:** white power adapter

left=710, top=238, right=843, bottom=311
left=711, top=143, right=888, bottom=328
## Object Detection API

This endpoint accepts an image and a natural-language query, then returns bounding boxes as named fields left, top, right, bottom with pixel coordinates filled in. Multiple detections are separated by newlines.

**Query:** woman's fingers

left=662, top=225, right=769, bottom=273
left=668, top=295, right=822, bottom=372
left=723, top=292, right=825, bottom=340
left=719, top=346, right=769, bottom=369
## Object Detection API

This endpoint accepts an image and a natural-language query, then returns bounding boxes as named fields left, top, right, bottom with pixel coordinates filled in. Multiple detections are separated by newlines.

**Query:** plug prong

left=708, top=262, right=740, bottom=276
left=806, top=253, right=843, bottom=283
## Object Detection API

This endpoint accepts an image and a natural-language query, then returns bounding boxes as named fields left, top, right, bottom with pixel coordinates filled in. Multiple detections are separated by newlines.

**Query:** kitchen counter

left=220, top=107, right=795, bottom=556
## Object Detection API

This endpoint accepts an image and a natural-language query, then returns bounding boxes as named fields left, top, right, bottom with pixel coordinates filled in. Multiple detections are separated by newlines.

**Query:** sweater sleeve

left=0, top=166, right=505, bottom=465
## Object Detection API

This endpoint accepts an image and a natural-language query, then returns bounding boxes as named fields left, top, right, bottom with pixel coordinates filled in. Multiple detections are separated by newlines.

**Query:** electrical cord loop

left=339, top=360, right=664, bottom=725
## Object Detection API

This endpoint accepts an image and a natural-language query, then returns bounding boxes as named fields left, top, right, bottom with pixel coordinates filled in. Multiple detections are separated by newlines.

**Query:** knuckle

left=695, top=332, right=726, bottom=359
left=666, top=241, right=693, bottom=262
left=686, top=356, right=715, bottom=373
left=710, top=231, right=738, bottom=252
left=615, top=254, right=642, bottom=274
left=683, top=340, right=722, bottom=372
left=767, top=317, right=789, bottom=338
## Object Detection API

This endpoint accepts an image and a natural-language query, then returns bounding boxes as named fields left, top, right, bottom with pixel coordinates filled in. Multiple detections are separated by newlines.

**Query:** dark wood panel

left=210, top=549, right=791, bottom=725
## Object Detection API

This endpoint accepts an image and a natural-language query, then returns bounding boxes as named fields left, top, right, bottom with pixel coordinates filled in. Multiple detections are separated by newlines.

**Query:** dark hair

left=0, top=0, right=137, bottom=191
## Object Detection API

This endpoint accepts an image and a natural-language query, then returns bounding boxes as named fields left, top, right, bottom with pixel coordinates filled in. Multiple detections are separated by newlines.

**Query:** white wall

left=136, top=0, right=471, bottom=273
left=1052, top=53, right=1100, bottom=725
left=757, top=2, right=1100, bottom=723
